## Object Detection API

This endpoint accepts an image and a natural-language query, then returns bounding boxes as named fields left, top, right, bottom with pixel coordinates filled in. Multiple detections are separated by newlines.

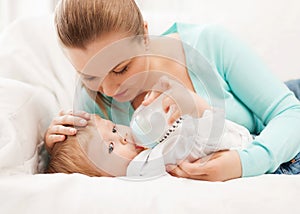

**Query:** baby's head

left=47, top=115, right=144, bottom=177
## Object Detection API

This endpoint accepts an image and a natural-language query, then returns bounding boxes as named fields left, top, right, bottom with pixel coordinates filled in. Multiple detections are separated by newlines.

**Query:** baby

left=47, top=76, right=253, bottom=177
left=47, top=110, right=252, bottom=178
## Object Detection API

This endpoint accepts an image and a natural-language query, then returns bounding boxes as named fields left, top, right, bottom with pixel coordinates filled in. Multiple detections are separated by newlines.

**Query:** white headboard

left=136, top=0, right=300, bottom=81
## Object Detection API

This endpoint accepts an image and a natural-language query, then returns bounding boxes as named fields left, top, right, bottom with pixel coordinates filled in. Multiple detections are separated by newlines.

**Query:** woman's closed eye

left=83, top=75, right=98, bottom=82
left=112, top=65, right=129, bottom=75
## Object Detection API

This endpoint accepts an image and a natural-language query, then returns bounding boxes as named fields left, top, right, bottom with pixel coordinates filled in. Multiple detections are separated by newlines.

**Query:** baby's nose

left=120, top=138, right=128, bottom=145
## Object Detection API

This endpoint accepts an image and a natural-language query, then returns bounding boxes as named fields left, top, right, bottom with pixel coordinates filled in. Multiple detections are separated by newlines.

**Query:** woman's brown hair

left=55, top=0, right=145, bottom=49
left=54, top=0, right=145, bottom=117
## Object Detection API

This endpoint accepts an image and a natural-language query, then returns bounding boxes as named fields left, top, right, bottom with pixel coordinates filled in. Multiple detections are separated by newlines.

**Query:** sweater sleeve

left=199, top=25, right=300, bottom=177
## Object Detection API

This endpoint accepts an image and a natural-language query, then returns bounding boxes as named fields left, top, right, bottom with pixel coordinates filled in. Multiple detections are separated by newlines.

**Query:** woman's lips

left=113, top=89, right=128, bottom=100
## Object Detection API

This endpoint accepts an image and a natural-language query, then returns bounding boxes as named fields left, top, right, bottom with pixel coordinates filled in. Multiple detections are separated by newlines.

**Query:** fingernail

left=70, top=128, right=77, bottom=133
left=84, top=113, right=90, bottom=119
left=165, top=165, right=173, bottom=172
left=80, top=119, right=87, bottom=125
left=144, top=92, right=150, bottom=101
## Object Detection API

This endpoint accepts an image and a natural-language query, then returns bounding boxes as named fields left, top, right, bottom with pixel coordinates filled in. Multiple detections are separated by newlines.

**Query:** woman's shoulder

left=162, top=22, right=230, bottom=47
left=163, top=22, right=226, bottom=35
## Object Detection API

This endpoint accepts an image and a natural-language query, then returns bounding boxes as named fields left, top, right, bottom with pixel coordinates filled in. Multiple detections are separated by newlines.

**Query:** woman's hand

left=142, top=76, right=210, bottom=124
left=44, top=110, right=90, bottom=153
left=142, top=90, right=180, bottom=124
left=166, top=150, right=242, bottom=181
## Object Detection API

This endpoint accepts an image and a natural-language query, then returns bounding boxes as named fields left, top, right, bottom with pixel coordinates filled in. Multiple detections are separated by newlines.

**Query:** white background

left=136, top=0, right=300, bottom=81
left=0, top=0, right=58, bottom=30
left=0, top=0, right=299, bottom=81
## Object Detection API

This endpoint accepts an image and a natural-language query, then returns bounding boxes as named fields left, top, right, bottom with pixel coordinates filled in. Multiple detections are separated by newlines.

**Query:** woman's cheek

left=82, top=80, right=101, bottom=91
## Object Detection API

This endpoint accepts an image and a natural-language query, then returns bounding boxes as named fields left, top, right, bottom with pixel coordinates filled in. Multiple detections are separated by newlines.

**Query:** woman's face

left=65, top=31, right=150, bottom=102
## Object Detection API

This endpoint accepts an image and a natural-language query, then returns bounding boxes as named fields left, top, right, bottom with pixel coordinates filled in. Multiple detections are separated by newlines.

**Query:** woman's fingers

left=167, top=109, right=181, bottom=125
left=45, top=134, right=66, bottom=152
left=58, top=109, right=90, bottom=120
left=45, top=110, right=90, bottom=153
left=52, top=114, right=88, bottom=127
left=167, top=151, right=242, bottom=181
left=142, top=91, right=161, bottom=106
left=48, top=125, right=77, bottom=136
left=166, top=164, right=190, bottom=178
left=178, top=159, right=208, bottom=176
left=45, top=124, right=78, bottom=153
left=167, top=161, right=211, bottom=181
left=72, top=110, right=91, bottom=120
left=161, top=97, right=181, bottom=124
left=59, top=109, right=71, bottom=116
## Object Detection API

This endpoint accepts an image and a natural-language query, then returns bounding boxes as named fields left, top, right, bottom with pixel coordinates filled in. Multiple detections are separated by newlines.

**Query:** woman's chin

left=113, top=90, right=140, bottom=103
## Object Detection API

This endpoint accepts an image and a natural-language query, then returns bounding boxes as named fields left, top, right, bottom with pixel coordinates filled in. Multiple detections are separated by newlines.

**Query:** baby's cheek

left=117, top=149, right=136, bottom=161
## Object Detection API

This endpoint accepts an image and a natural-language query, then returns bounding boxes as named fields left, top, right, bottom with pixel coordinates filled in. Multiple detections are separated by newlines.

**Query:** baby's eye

left=108, top=142, right=114, bottom=154
left=112, top=125, right=117, bottom=133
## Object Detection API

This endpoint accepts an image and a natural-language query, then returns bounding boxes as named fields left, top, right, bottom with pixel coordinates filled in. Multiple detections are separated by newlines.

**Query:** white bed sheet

left=0, top=13, right=299, bottom=214
left=1, top=173, right=299, bottom=214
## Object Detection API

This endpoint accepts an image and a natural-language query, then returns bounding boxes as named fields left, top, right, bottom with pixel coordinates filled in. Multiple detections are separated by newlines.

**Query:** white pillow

left=0, top=78, right=58, bottom=174
left=0, top=15, right=76, bottom=109
left=0, top=15, right=76, bottom=174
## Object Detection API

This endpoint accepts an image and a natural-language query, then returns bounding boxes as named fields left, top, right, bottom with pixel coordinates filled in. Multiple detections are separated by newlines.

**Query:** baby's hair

left=46, top=119, right=107, bottom=177
left=54, top=0, right=145, bottom=49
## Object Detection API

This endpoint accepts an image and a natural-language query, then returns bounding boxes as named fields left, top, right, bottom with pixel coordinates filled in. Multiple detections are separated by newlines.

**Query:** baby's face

left=94, top=115, right=144, bottom=163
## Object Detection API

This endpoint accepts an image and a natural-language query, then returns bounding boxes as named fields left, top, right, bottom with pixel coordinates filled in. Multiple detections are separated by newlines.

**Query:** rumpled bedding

left=0, top=15, right=75, bottom=174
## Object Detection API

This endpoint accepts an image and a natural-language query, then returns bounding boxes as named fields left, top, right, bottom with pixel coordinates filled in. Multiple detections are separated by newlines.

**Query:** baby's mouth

left=135, top=144, right=145, bottom=151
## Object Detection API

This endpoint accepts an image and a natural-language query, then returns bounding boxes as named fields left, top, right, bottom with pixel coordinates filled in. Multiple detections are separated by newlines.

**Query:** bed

left=0, top=14, right=299, bottom=214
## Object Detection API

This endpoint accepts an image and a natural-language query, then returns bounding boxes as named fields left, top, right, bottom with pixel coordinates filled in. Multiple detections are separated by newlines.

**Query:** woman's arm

left=213, top=25, right=300, bottom=176
left=168, top=25, right=300, bottom=180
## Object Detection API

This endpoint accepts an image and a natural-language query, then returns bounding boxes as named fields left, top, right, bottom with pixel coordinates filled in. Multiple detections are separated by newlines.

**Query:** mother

left=45, top=0, right=300, bottom=181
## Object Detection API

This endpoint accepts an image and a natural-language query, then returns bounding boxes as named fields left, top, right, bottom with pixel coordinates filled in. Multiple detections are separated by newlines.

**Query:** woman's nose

left=100, top=77, right=119, bottom=97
